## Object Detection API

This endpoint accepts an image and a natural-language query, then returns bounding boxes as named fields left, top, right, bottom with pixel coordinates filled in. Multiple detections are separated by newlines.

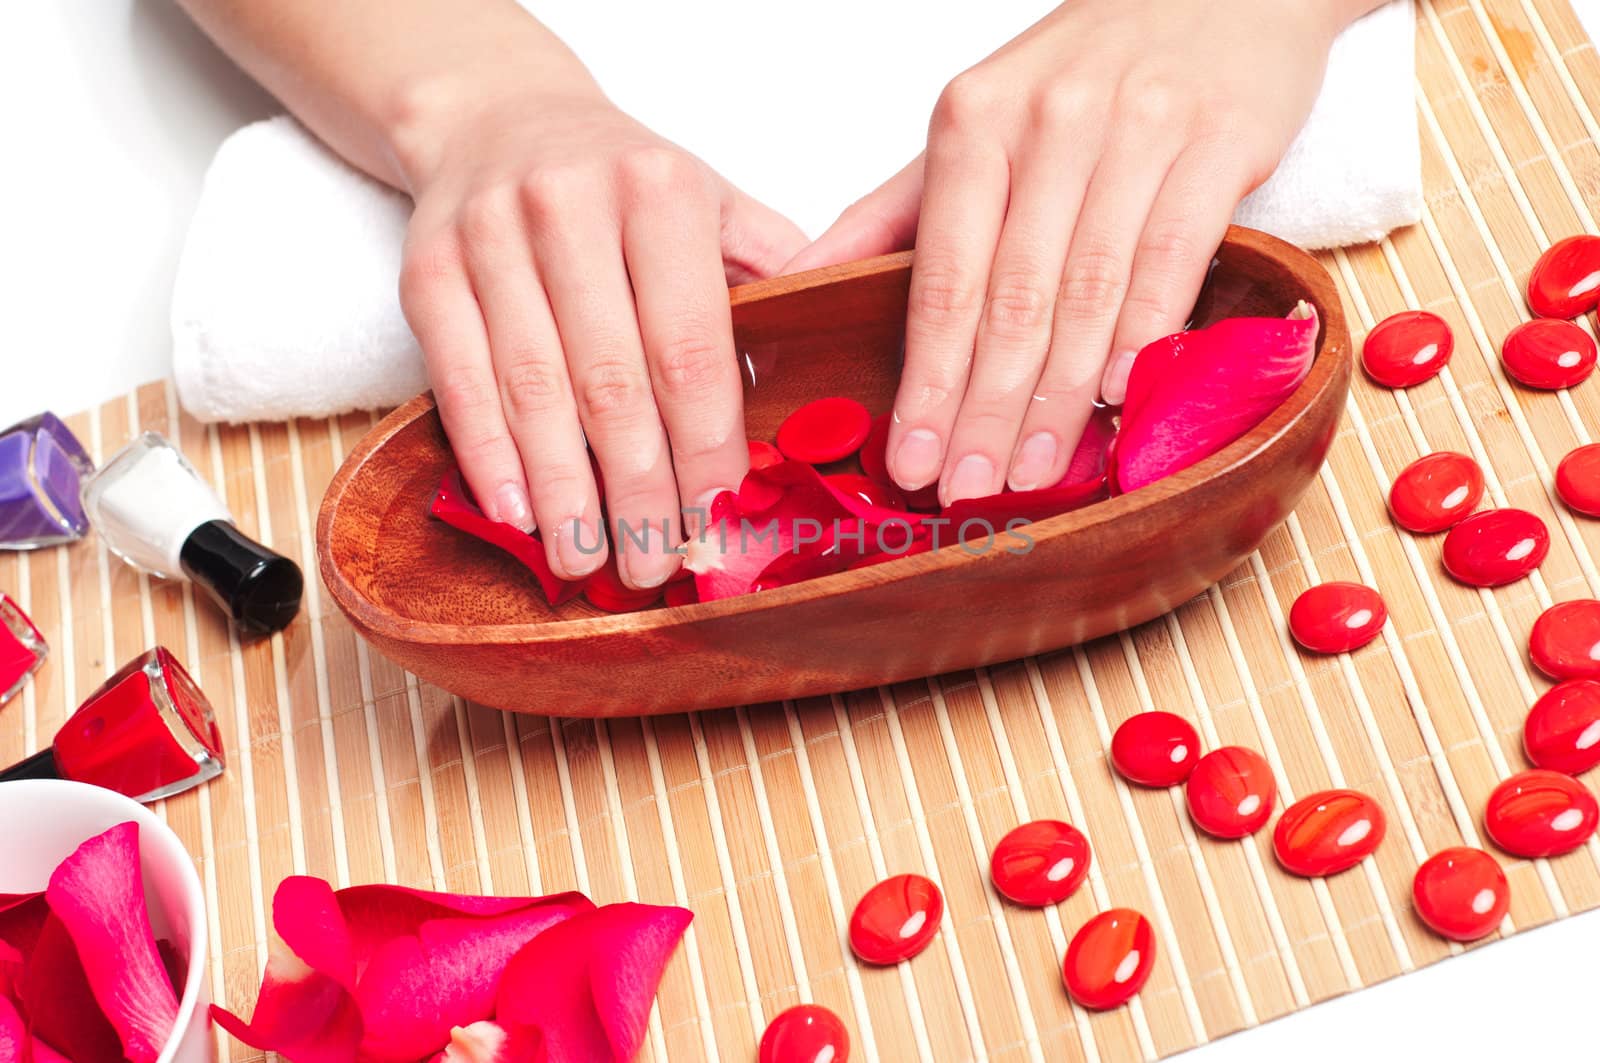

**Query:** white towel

left=172, top=0, right=1420, bottom=425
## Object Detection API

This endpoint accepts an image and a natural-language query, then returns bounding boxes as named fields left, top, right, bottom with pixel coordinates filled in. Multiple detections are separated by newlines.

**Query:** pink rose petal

left=20, top=915, right=125, bottom=1063
left=44, top=822, right=177, bottom=1063
left=0, top=993, right=22, bottom=1063
left=1114, top=302, right=1319, bottom=493
left=431, top=469, right=585, bottom=606
left=432, top=1021, right=546, bottom=1063
left=211, top=941, right=363, bottom=1063
left=496, top=902, right=692, bottom=1062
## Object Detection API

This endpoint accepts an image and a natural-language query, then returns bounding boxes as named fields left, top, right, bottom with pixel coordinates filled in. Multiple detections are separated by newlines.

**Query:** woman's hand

left=787, top=0, right=1363, bottom=504
left=399, top=81, right=807, bottom=588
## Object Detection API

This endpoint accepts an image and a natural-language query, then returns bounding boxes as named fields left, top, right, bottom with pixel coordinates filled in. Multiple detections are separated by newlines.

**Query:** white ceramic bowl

left=0, top=779, right=212, bottom=1063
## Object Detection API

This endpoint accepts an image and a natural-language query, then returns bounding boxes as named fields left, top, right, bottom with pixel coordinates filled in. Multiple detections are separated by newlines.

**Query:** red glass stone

left=1530, top=600, right=1600, bottom=681
left=989, top=820, right=1091, bottom=906
left=759, top=1004, right=850, bottom=1063
left=1110, top=711, right=1201, bottom=787
left=1523, top=680, right=1600, bottom=775
left=582, top=558, right=664, bottom=613
left=0, top=593, right=47, bottom=707
left=1388, top=451, right=1484, bottom=533
left=748, top=439, right=785, bottom=471
left=1484, top=769, right=1599, bottom=858
left=826, top=473, right=908, bottom=512
left=776, top=397, right=872, bottom=464
left=1288, top=582, right=1387, bottom=654
left=1272, top=789, right=1387, bottom=877
left=1558, top=443, right=1600, bottom=517
left=1185, top=746, right=1276, bottom=838
left=1062, top=908, right=1156, bottom=1010
left=1412, top=847, right=1509, bottom=942
left=1501, top=318, right=1598, bottom=389
left=859, top=414, right=939, bottom=511
left=1441, top=509, right=1549, bottom=587
left=1361, top=310, right=1453, bottom=388
left=1527, top=234, right=1600, bottom=319
left=848, top=873, right=942, bottom=964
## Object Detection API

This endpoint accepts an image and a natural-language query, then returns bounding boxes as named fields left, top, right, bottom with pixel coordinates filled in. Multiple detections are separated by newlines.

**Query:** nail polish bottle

left=80, top=432, right=303, bottom=634
left=0, top=412, right=94, bottom=549
left=0, top=647, right=224, bottom=802
left=0, top=593, right=47, bottom=707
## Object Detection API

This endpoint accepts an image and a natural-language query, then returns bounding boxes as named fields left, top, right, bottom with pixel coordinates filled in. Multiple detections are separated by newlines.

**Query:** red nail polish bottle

left=0, top=647, right=224, bottom=802
left=0, top=593, right=47, bottom=707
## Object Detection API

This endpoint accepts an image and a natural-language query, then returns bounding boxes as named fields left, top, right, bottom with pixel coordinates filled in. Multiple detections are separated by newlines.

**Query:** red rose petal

left=332, top=883, right=584, bottom=974
left=434, top=1021, right=546, bottom=1063
left=431, top=469, right=586, bottom=606
left=0, top=994, right=23, bottom=1063
left=496, top=902, right=691, bottom=1062
left=22, top=914, right=131, bottom=1063
left=354, top=902, right=591, bottom=1062
left=941, top=476, right=1109, bottom=534
left=747, top=439, right=784, bottom=471
left=1062, top=405, right=1120, bottom=486
left=1115, top=303, right=1319, bottom=493
left=582, top=556, right=664, bottom=614
left=0, top=894, right=46, bottom=959
left=44, top=822, right=177, bottom=1063
left=211, top=941, right=364, bottom=1063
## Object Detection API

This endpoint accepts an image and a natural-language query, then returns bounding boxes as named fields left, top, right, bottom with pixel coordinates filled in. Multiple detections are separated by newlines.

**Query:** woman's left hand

left=787, top=0, right=1366, bottom=504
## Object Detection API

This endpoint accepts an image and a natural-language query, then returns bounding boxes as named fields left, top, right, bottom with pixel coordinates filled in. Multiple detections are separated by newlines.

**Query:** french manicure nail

left=1100, top=350, right=1137, bottom=406
left=944, top=454, right=997, bottom=504
left=492, top=483, right=535, bottom=533
left=1008, top=432, right=1058, bottom=492
left=893, top=428, right=943, bottom=489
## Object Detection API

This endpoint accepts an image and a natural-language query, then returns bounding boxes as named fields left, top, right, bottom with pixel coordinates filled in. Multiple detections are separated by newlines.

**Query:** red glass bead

left=1527, top=234, right=1600, bottom=319
left=0, top=593, right=47, bottom=707
left=989, top=820, right=1091, bottom=906
left=1484, top=769, right=1599, bottom=858
left=776, top=398, right=872, bottom=464
left=1288, top=582, right=1387, bottom=654
left=848, top=873, right=942, bottom=964
left=1558, top=443, right=1600, bottom=517
left=1441, top=509, right=1549, bottom=587
left=759, top=1004, right=850, bottom=1063
left=1501, top=318, right=1598, bottom=389
left=1272, top=789, right=1387, bottom=877
left=748, top=439, right=785, bottom=471
left=1186, top=747, right=1276, bottom=838
left=1524, top=680, right=1600, bottom=775
left=1530, top=600, right=1600, bottom=681
left=1361, top=310, right=1453, bottom=388
left=1388, top=451, right=1484, bottom=533
left=1062, top=908, right=1156, bottom=1010
left=826, top=473, right=908, bottom=512
left=1412, top=847, right=1509, bottom=942
left=858, top=414, right=939, bottom=511
left=1110, top=711, right=1201, bottom=787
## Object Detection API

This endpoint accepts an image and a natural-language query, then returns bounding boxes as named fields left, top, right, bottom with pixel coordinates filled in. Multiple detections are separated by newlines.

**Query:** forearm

left=176, top=0, right=597, bottom=191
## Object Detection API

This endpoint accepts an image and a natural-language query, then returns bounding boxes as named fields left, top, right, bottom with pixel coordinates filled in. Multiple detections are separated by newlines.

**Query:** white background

left=5, top=2, right=1600, bottom=1059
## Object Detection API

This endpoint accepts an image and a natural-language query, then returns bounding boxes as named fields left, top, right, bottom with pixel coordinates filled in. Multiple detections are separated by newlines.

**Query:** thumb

left=720, top=188, right=811, bottom=285
left=781, top=156, right=925, bottom=274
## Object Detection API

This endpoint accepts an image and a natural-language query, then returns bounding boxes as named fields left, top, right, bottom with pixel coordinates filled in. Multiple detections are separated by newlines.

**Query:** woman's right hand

left=397, top=80, right=807, bottom=589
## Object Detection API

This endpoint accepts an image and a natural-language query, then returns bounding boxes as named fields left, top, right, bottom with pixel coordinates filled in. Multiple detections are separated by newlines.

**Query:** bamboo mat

left=8, top=0, right=1600, bottom=1057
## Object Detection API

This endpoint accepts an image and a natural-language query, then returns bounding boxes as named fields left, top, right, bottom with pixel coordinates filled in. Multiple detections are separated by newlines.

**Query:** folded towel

left=172, top=0, right=1420, bottom=425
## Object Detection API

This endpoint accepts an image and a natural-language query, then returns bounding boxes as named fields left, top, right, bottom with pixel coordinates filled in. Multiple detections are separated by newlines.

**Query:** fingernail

left=624, top=550, right=677, bottom=590
left=944, top=454, right=997, bottom=505
left=554, top=515, right=604, bottom=578
left=893, top=428, right=943, bottom=489
left=1008, top=432, right=1058, bottom=492
left=1100, top=350, right=1137, bottom=406
left=491, top=483, right=534, bottom=533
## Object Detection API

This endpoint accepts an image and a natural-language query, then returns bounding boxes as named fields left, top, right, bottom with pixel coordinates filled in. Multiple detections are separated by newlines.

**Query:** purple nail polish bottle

left=0, top=412, right=95, bottom=550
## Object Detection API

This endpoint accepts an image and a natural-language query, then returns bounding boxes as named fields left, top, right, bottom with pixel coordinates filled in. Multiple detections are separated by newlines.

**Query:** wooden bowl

left=317, top=226, right=1349, bottom=717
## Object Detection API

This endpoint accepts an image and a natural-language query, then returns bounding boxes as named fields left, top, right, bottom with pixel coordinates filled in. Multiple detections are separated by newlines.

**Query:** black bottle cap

left=179, top=519, right=303, bottom=635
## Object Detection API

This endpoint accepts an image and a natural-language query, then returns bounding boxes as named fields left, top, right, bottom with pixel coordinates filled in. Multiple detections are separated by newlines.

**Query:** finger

left=888, top=111, right=1009, bottom=492
left=624, top=174, right=748, bottom=529
left=781, top=157, right=924, bottom=275
left=528, top=173, right=682, bottom=591
left=940, top=135, right=1093, bottom=501
left=720, top=187, right=811, bottom=284
left=463, top=205, right=607, bottom=581
left=1100, top=148, right=1243, bottom=405
left=1011, top=136, right=1180, bottom=490
left=399, top=226, right=534, bottom=532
